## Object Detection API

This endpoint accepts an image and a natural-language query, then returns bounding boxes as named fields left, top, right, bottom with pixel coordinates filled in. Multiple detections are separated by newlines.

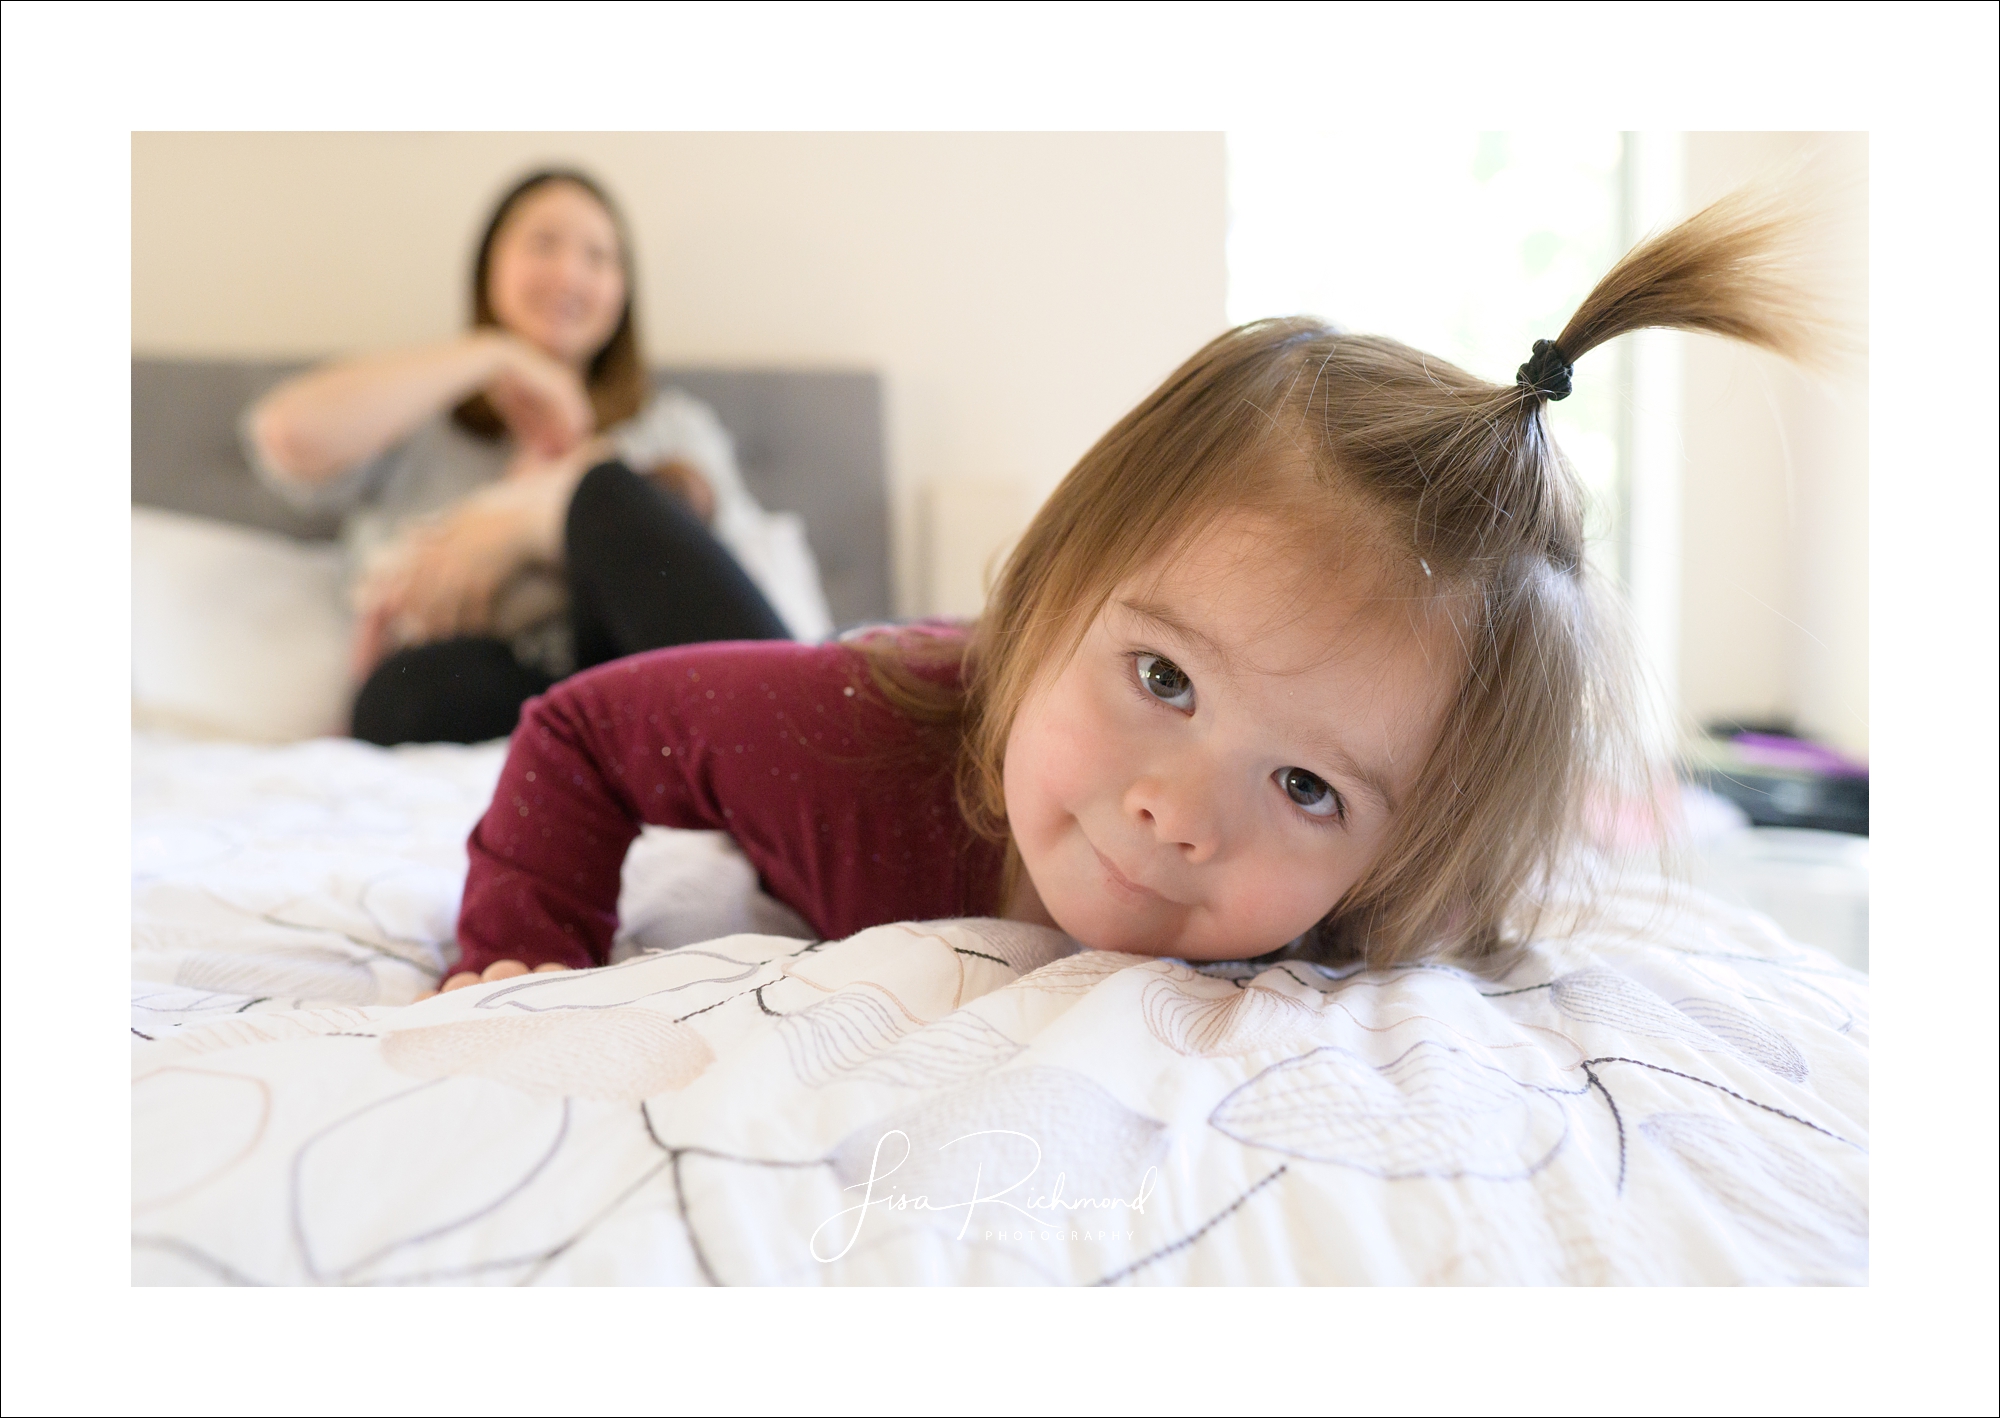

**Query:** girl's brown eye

left=1136, top=654, right=1194, bottom=709
left=1278, top=766, right=1341, bottom=819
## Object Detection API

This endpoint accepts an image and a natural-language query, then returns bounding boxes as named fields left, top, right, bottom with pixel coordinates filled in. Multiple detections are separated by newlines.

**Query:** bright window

left=1226, top=130, right=1630, bottom=578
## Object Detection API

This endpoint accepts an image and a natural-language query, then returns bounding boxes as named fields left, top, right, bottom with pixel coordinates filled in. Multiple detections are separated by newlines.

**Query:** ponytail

left=1326, top=181, right=1837, bottom=967
left=1553, top=183, right=1831, bottom=370
left=949, top=180, right=1839, bottom=971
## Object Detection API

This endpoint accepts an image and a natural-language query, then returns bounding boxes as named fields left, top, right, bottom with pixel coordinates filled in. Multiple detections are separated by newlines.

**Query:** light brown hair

left=875, top=185, right=1827, bottom=969
left=452, top=168, right=649, bottom=439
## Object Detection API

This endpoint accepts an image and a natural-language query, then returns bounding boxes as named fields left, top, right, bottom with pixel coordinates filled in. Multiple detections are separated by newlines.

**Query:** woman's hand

left=350, top=475, right=567, bottom=672
left=352, top=495, right=528, bottom=669
left=415, top=959, right=570, bottom=1001
left=484, top=335, right=595, bottom=457
left=349, top=438, right=611, bottom=674
left=501, top=433, right=613, bottom=493
left=647, top=458, right=718, bottom=525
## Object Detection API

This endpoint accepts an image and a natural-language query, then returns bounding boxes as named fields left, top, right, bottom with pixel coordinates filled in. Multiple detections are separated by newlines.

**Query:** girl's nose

left=1124, top=769, right=1221, bottom=865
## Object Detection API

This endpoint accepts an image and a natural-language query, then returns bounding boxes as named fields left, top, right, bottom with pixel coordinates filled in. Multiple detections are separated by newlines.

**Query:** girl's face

left=486, top=181, right=627, bottom=367
left=1003, top=510, right=1459, bottom=961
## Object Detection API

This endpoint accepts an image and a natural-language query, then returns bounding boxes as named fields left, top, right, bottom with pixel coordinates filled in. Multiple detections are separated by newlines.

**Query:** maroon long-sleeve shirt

left=454, top=636, right=1005, bottom=977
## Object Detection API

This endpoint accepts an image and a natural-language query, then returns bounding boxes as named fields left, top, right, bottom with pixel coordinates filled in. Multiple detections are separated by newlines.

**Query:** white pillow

left=132, top=507, right=353, bottom=742
left=130, top=500, right=836, bottom=744
left=720, top=507, right=837, bottom=643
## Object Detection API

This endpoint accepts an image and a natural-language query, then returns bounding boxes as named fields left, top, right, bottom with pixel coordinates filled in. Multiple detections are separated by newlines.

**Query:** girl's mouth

left=1092, top=844, right=1163, bottom=903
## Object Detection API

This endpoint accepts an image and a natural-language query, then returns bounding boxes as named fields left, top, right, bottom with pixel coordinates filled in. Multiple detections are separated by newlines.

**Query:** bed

left=129, top=360, right=1869, bottom=1285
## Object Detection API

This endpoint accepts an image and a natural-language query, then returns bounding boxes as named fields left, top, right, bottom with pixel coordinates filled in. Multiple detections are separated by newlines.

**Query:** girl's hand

left=414, top=959, right=570, bottom=1001
left=483, top=334, right=595, bottom=457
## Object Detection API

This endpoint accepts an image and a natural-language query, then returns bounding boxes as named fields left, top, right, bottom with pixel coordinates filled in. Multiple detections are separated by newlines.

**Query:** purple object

left=1731, top=732, right=1868, bottom=779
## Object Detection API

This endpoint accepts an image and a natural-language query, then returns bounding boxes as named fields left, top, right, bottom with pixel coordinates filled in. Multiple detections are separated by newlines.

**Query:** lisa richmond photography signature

left=810, top=1129, right=1161, bottom=1262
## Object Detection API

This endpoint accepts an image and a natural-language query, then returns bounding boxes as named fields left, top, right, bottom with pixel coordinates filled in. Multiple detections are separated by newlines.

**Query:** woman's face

left=1002, top=511, right=1460, bottom=961
left=485, top=180, right=627, bottom=367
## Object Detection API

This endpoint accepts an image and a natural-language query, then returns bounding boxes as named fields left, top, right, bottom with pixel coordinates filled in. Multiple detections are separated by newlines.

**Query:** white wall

left=1678, top=132, right=1869, bottom=755
left=133, top=131, right=1866, bottom=754
left=132, top=132, right=1228, bottom=616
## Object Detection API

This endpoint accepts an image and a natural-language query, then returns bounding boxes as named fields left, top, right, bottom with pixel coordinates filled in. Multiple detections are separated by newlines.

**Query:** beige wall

left=134, top=131, right=1866, bottom=754
left=1678, top=132, right=1869, bottom=755
left=132, top=132, right=1228, bottom=616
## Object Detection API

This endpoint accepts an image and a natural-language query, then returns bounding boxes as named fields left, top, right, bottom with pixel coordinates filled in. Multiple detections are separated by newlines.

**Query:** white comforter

left=131, top=733, right=1870, bottom=1285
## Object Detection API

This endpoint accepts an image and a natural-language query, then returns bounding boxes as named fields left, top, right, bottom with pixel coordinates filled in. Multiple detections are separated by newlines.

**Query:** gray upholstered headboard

left=130, top=357, right=892, bottom=628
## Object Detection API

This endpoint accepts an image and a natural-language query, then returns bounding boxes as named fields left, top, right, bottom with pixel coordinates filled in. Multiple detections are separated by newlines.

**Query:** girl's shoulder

left=558, top=630, right=974, bottom=746
left=575, top=635, right=852, bottom=684
left=836, top=617, right=972, bottom=650
left=840, top=618, right=974, bottom=680
left=570, top=627, right=970, bottom=703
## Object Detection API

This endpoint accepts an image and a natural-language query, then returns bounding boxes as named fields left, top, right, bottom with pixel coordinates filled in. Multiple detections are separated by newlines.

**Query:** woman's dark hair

left=451, top=168, right=648, bottom=439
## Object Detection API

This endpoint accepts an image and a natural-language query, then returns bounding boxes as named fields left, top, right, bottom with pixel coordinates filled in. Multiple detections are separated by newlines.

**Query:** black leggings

left=351, top=461, right=788, bottom=745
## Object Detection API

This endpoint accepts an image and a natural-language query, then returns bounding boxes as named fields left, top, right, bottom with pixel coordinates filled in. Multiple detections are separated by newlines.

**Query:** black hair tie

left=1516, top=339, right=1573, bottom=401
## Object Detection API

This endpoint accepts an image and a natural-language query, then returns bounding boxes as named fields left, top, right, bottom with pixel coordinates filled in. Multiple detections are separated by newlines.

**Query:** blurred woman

left=245, top=168, right=814, bottom=745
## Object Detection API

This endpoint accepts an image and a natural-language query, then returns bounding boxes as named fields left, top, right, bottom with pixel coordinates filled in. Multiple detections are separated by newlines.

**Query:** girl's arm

left=245, top=331, right=592, bottom=484
left=445, top=639, right=1001, bottom=988
left=452, top=641, right=866, bottom=981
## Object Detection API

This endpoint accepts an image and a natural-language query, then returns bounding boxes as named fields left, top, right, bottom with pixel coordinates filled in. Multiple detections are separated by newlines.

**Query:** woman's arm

left=348, top=438, right=610, bottom=672
left=245, top=331, right=593, bottom=484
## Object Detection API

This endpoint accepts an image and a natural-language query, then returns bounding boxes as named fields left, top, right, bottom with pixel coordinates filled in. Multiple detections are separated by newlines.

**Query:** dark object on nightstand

left=1685, top=724, right=1869, bottom=836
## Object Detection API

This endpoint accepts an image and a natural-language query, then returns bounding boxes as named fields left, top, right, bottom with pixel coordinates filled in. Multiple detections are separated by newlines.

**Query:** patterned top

left=245, top=389, right=834, bottom=663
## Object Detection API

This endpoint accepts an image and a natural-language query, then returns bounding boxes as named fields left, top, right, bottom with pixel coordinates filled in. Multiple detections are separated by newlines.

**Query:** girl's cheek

left=1001, top=703, right=1065, bottom=843
left=1011, top=669, right=1098, bottom=782
left=1029, top=704, right=1094, bottom=786
left=1225, top=835, right=1359, bottom=943
left=1059, top=698, right=1136, bottom=814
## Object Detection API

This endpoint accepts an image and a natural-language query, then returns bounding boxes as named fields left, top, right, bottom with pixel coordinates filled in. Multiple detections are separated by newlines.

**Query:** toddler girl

left=436, top=186, right=1823, bottom=993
